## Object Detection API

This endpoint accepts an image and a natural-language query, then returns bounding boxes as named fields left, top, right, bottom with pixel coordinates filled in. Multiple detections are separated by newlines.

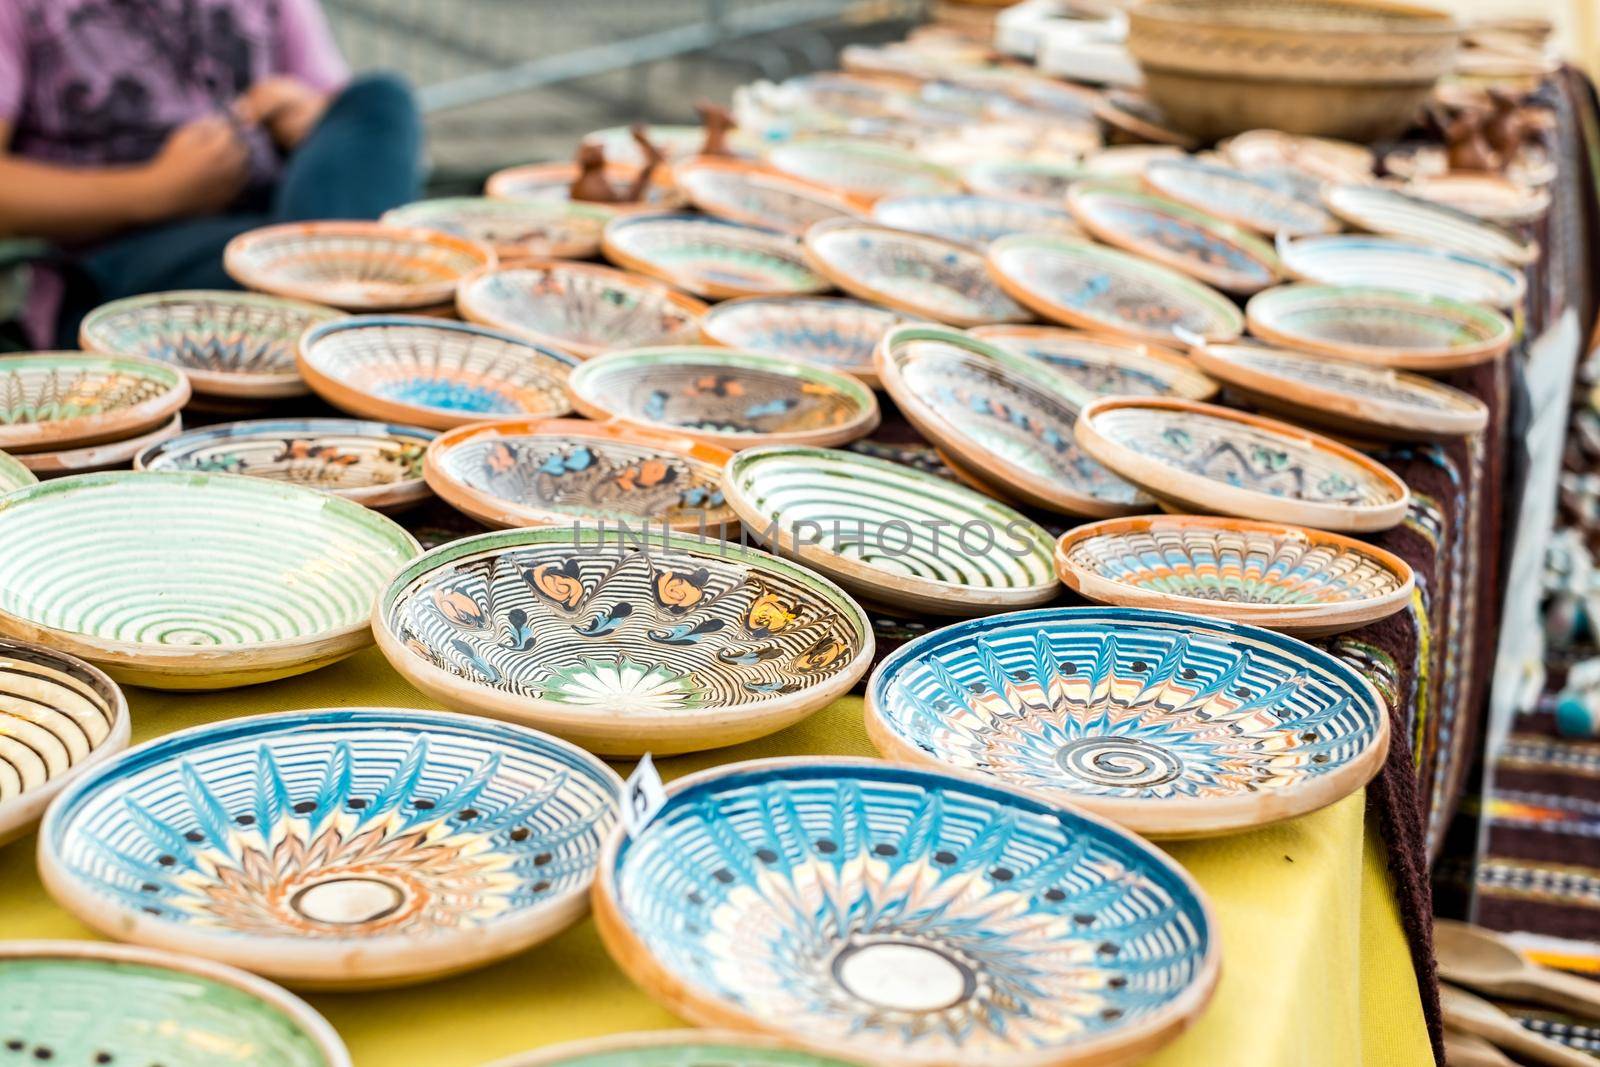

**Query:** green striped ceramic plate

left=0, top=449, right=36, bottom=494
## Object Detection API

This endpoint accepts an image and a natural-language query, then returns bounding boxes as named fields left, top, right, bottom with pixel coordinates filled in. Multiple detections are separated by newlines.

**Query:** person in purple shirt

left=0, top=0, right=424, bottom=346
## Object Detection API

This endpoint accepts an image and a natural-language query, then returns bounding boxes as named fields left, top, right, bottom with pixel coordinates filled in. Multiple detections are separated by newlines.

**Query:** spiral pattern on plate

left=1278, top=235, right=1524, bottom=308
left=0, top=639, right=121, bottom=807
left=1054, top=736, right=1185, bottom=788
left=1322, top=184, right=1534, bottom=264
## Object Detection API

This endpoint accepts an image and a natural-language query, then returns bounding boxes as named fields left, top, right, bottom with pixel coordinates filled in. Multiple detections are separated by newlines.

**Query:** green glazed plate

left=488, top=1031, right=862, bottom=1066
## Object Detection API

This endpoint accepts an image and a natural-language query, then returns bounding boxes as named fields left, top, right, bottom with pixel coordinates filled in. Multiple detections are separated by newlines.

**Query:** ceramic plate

left=1276, top=234, right=1526, bottom=309
left=0, top=941, right=349, bottom=1066
left=602, top=214, right=828, bottom=300
left=723, top=445, right=1060, bottom=615
left=870, top=194, right=1082, bottom=247
left=1189, top=342, right=1489, bottom=440
left=0, top=472, right=419, bottom=688
left=223, top=221, right=496, bottom=311
left=382, top=196, right=614, bottom=259
left=1066, top=183, right=1281, bottom=293
left=1401, top=174, right=1550, bottom=225
left=298, top=317, right=577, bottom=431
left=11, top=412, right=182, bottom=476
left=374, top=527, right=873, bottom=755
left=961, top=159, right=1095, bottom=204
left=969, top=324, right=1217, bottom=400
left=425, top=417, right=736, bottom=533
left=700, top=296, right=908, bottom=385
left=674, top=158, right=860, bottom=235
left=988, top=234, right=1244, bottom=345
left=1075, top=397, right=1411, bottom=532
left=766, top=140, right=962, bottom=204
left=79, top=290, right=342, bottom=400
left=1142, top=159, right=1338, bottom=237
left=865, top=607, right=1390, bottom=836
left=135, top=417, right=435, bottom=510
left=1245, top=284, right=1515, bottom=371
left=1322, top=184, right=1537, bottom=265
left=1055, top=516, right=1414, bottom=636
left=484, top=161, right=687, bottom=212
left=875, top=324, right=1150, bottom=517
left=594, top=757, right=1218, bottom=1065
left=457, top=260, right=708, bottom=360
left=0, top=353, right=189, bottom=454
left=40, top=708, right=620, bottom=988
left=0, top=450, right=37, bottom=493
left=1222, top=130, right=1375, bottom=185
left=569, top=346, right=880, bottom=449
left=489, top=1031, right=864, bottom=1067
left=803, top=220, right=1031, bottom=328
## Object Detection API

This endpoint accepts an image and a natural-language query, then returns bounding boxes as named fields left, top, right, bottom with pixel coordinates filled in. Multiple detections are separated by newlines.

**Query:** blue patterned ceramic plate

left=700, top=296, right=909, bottom=386
left=1275, top=234, right=1526, bottom=309
left=594, top=757, right=1218, bottom=1065
left=866, top=607, right=1389, bottom=837
left=39, top=708, right=620, bottom=989
left=870, top=194, right=1083, bottom=247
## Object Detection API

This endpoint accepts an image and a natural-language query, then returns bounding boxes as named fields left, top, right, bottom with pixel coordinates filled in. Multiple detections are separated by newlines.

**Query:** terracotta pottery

left=1054, top=515, right=1414, bottom=635
left=78, top=290, right=341, bottom=400
left=1245, top=284, right=1514, bottom=371
left=134, top=417, right=435, bottom=511
left=568, top=346, right=880, bottom=449
left=1275, top=233, right=1526, bottom=308
left=988, top=234, right=1244, bottom=345
left=1189, top=341, right=1489, bottom=439
left=766, top=139, right=963, bottom=204
left=1142, top=159, right=1339, bottom=237
left=1074, top=396, right=1411, bottom=532
left=869, top=193, right=1083, bottom=247
left=223, top=221, right=496, bottom=311
left=865, top=606, right=1390, bottom=837
left=1094, top=90, right=1199, bottom=149
left=875, top=324, right=1151, bottom=517
left=803, top=219, right=1032, bottom=328
left=0, top=353, right=189, bottom=454
left=970, top=324, right=1218, bottom=400
left=373, top=528, right=873, bottom=756
left=0, top=449, right=35, bottom=493
left=487, top=1031, right=866, bottom=1067
left=673, top=157, right=860, bottom=235
left=1221, top=129, right=1376, bottom=185
left=381, top=197, right=614, bottom=259
left=484, top=161, right=687, bottom=212
left=602, top=214, right=828, bottom=300
left=1084, top=144, right=1187, bottom=176
left=593, top=756, right=1218, bottom=1065
left=0, top=471, right=419, bottom=689
left=456, top=260, right=708, bottom=360
left=700, top=296, right=909, bottom=386
left=1322, top=183, right=1537, bottom=265
left=1400, top=173, right=1550, bottom=225
left=424, top=417, right=737, bottom=533
left=298, top=317, right=577, bottom=431
left=960, top=159, right=1096, bottom=204
left=12, top=412, right=182, bottom=477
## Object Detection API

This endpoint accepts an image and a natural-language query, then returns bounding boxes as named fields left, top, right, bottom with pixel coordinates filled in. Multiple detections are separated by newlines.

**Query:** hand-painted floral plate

left=484, top=161, right=687, bottom=212
left=766, top=139, right=963, bottom=204
left=865, top=607, right=1390, bottom=837
left=78, top=290, right=342, bottom=400
left=0, top=471, right=419, bottom=689
left=1188, top=342, right=1489, bottom=440
left=803, top=219, right=1031, bottom=328
left=456, top=260, right=708, bottom=360
left=489, top=1031, right=865, bottom=1067
left=568, top=346, right=880, bottom=449
left=870, top=193, right=1082, bottom=247
left=1275, top=234, right=1526, bottom=309
left=40, top=708, right=620, bottom=988
left=988, top=234, right=1244, bottom=345
left=10, top=412, right=182, bottom=476
left=1245, top=284, right=1515, bottom=371
left=673, top=157, right=861, bottom=235
left=960, top=159, right=1095, bottom=204
left=1142, top=160, right=1338, bottom=237
left=1322, top=184, right=1538, bottom=265
left=699, top=296, right=909, bottom=386
left=223, top=221, right=496, bottom=311
left=382, top=196, right=615, bottom=259
left=0, top=353, right=190, bottom=454
left=969, top=324, right=1217, bottom=400
left=374, top=527, right=873, bottom=755
left=1054, top=516, right=1414, bottom=636
left=0, top=449, right=35, bottom=493
left=594, top=757, right=1218, bottom=1064
left=1075, top=397, right=1411, bottom=532
left=0, top=941, right=350, bottom=1066
left=1066, top=183, right=1281, bottom=294
left=875, top=324, right=1150, bottom=517
left=135, top=417, right=435, bottom=510
left=298, top=317, right=577, bottom=431
left=602, top=215, right=828, bottom=300
left=723, top=445, right=1060, bottom=615
left=424, top=418, right=736, bottom=533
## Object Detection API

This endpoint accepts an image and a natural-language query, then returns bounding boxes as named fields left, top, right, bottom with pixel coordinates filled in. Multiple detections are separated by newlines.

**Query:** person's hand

left=235, top=77, right=330, bottom=150
left=138, top=115, right=250, bottom=221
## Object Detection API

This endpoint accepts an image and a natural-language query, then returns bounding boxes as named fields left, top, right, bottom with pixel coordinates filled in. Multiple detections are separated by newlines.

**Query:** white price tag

left=622, top=753, right=666, bottom=837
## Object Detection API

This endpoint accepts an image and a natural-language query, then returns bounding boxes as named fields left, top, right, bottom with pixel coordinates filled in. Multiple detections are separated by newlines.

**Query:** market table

left=0, top=648, right=1430, bottom=1067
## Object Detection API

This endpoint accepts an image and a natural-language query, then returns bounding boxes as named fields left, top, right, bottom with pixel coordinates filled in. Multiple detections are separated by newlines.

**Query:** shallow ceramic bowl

left=0, top=471, right=419, bottom=689
left=988, top=234, right=1243, bottom=345
left=1322, top=184, right=1537, bottom=266
left=1074, top=397, right=1411, bottom=532
left=484, top=161, right=688, bottom=212
left=866, top=607, right=1390, bottom=837
left=382, top=197, right=614, bottom=259
left=594, top=757, right=1218, bottom=1065
left=1141, top=159, right=1338, bottom=237
left=1055, top=515, right=1413, bottom=636
left=0, top=449, right=37, bottom=493
left=456, top=260, right=707, bottom=360
left=1401, top=173, right=1551, bottom=225
left=0, top=353, right=190, bottom=454
left=700, top=296, right=908, bottom=386
left=12, top=413, right=183, bottom=477
left=766, top=139, right=963, bottom=204
left=1221, top=129, right=1375, bottom=185
left=723, top=445, right=1060, bottom=615
left=876, top=324, right=1150, bottom=517
left=135, top=417, right=435, bottom=510
left=298, top=317, right=577, bottom=431
left=0, top=941, right=350, bottom=1066
left=223, top=222, right=496, bottom=311
left=425, top=418, right=736, bottom=533
left=969, top=324, right=1217, bottom=400
left=40, top=708, right=620, bottom=989
left=569, top=346, right=880, bottom=449
left=602, top=214, right=828, bottom=300
left=870, top=194, right=1082, bottom=247
left=674, top=158, right=861, bottom=235
left=960, top=159, right=1096, bottom=204
left=78, top=290, right=342, bottom=400
left=1276, top=234, right=1526, bottom=309
left=803, top=219, right=1031, bottom=328
left=1245, top=284, right=1514, bottom=371
left=375, top=527, right=873, bottom=756
left=488, top=1031, right=865, bottom=1067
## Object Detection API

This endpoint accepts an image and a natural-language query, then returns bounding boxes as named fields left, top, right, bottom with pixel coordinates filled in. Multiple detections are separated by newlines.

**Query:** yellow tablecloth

left=0, top=649, right=1431, bottom=1066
